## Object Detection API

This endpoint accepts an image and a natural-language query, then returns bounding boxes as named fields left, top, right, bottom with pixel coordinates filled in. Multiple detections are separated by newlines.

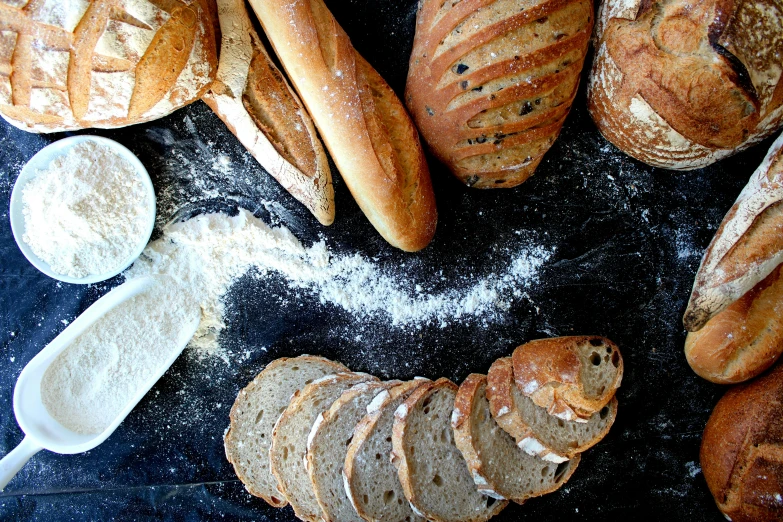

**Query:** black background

left=0, top=0, right=772, bottom=520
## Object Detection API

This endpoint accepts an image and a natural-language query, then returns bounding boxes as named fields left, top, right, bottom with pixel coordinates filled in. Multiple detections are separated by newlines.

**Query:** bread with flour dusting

left=0, top=0, right=217, bottom=132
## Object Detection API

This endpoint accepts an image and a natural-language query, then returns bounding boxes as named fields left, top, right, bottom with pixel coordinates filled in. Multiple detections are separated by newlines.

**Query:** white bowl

left=9, top=136, right=156, bottom=284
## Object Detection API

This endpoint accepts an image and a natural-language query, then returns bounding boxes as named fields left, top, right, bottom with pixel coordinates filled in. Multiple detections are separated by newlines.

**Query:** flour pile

left=125, top=210, right=551, bottom=354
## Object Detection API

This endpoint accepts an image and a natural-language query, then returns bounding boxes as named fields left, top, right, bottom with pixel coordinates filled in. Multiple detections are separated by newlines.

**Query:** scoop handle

left=0, top=435, right=42, bottom=490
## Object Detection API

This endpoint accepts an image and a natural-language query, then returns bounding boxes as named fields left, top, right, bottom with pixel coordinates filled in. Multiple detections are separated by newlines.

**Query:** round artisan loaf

left=701, top=362, right=783, bottom=521
left=0, top=0, right=217, bottom=132
left=588, top=0, right=783, bottom=169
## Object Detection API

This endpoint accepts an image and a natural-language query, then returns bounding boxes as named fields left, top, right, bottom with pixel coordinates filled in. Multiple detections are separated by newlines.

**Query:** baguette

left=247, top=0, right=437, bottom=251
left=202, top=0, right=334, bottom=226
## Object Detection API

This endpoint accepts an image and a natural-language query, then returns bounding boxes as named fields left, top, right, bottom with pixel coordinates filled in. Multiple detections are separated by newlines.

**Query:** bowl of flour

left=9, top=136, right=156, bottom=284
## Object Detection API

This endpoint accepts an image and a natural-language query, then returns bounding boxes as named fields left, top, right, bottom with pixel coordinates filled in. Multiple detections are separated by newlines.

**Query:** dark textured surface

left=0, top=0, right=774, bottom=520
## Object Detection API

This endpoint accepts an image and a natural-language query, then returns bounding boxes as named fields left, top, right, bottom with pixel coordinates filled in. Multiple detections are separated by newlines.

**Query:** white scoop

left=0, top=275, right=200, bottom=490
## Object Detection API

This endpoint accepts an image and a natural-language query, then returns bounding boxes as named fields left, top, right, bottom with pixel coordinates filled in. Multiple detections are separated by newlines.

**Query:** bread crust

left=202, top=0, right=334, bottom=226
left=701, top=362, right=783, bottom=521
left=248, top=0, right=437, bottom=251
left=684, top=133, right=783, bottom=331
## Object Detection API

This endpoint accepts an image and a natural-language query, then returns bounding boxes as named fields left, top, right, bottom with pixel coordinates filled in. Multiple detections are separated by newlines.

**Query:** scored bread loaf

left=248, top=0, right=437, bottom=252
left=487, top=357, right=617, bottom=462
left=202, top=0, right=334, bottom=226
left=223, top=355, right=348, bottom=507
left=405, top=0, right=594, bottom=188
left=343, top=379, right=429, bottom=522
left=0, top=0, right=217, bottom=132
left=391, top=378, right=508, bottom=522
left=452, top=374, right=580, bottom=504
left=270, top=372, right=378, bottom=522
left=512, top=336, right=623, bottom=421
left=684, top=133, right=783, bottom=331
left=588, top=0, right=783, bottom=169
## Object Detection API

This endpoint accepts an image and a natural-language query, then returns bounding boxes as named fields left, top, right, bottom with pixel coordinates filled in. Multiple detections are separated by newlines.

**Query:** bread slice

left=306, top=380, right=401, bottom=522
left=453, top=374, right=580, bottom=504
left=391, top=378, right=508, bottom=522
left=511, top=336, right=623, bottom=421
left=487, top=358, right=617, bottom=462
left=270, top=372, right=379, bottom=521
left=224, top=355, right=347, bottom=507
left=343, top=379, right=430, bottom=522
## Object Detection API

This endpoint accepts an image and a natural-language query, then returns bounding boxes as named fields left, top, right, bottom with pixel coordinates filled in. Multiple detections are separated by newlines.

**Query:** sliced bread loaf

left=453, top=374, right=580, bottom=504
left=487, top=358, right=617, bottom=462
left=512, top=336, right=623, bottom=421
left=343, top=379, right=430, bottom=522
left=391, top=378, right=508, bottom=522
left=270, top=372, right=378, bottom=521
left=224, top=355, right=347, bottom=506
left=306, top=380, right=401, bottom=522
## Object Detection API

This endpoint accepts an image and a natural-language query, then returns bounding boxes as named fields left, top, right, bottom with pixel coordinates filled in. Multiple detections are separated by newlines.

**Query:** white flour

left=22, top=140, right=153, bottom=278
left=40, top=279, right=198, bottom=434
left=125, top=209, right=551, bottom=356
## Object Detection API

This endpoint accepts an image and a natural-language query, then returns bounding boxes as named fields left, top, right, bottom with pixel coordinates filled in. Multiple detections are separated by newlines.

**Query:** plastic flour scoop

left=0, top=275, right=200, bottom=490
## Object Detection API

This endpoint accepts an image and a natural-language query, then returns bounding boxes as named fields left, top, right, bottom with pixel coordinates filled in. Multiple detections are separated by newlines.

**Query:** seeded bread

left=487, top=357, right=617, bottom=462
left=391, top=378, right=508, bottom=522
left=512, top=336, right=623, bottom=421
left=270, top=372, right=379, bottom=521
left=343, top=379, right=430, bottom=522
left=306, top=380, right=401, bottom=522
left=224, top=355, right=348, bottom=507
left=453, top=374, right=580, bottom=504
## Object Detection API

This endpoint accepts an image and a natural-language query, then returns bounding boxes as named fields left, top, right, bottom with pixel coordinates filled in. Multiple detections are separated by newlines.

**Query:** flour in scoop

left=21, top=140, right=153, bottom=278
left=40, top=280, right=197, bottom=434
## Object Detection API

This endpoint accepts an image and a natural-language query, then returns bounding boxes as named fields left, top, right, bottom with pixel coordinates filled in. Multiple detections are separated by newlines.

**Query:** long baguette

left=247, top=0, right=437, bottom=251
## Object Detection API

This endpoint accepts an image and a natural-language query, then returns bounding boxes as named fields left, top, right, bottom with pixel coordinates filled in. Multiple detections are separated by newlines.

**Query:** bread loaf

left=701, top=362, right=783, bottom=521
left=405, top=0, right=594, bottom=188
left=247, top=0, right=437, bottom=252
left=0, top=0, right=217, bottom=132
left=684, top=133, right=783, bottom=331
left=588, top=0, right=783, bottom=169
left=202, top=0, right=334, bottom=226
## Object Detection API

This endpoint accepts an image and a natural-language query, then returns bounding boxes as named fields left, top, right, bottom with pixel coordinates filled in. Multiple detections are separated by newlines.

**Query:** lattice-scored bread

left=0, top=0, right=217, bottom=132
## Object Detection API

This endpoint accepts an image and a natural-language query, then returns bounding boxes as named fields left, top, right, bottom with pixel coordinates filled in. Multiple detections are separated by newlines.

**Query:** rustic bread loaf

left=0, top=0, right=217, bottom=132
left=202, top=0, right=333, bottom=226
left=685, top=265, right=783, bottom=384
left=224, top=355, right=347, bottom=507
left=248, top=0, right=437, bottom=252
left=452, top=374, right=580, bottom=504
left=270, top=372, right=378, bottom=521
left=391, top=378, right=508, bottom=522
left=343, top=379, right=428, bottom=522
left=588, top=0, right=783, bottom=170
left=684, top=133, right=783, bottom=331
left=487, top=357, right=616, bottom=462
left=405, top=0, right=594, bottom=188
left=306, top=380, right=400, bottom=522
left=512, top=336, right=623, bottom=421
left=701, top=362, right=783, bottom=521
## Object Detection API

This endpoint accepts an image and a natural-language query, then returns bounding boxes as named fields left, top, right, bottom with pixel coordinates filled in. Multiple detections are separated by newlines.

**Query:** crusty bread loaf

left=588, top=0, right=783, bottom=170
left=684, top=133, right=783, bottom=331
left=405, top=0, right=594, bottom=188
left=248, top=0, right=437, bottom=252
left=452, top=374, right=580, bottom=504
left=0, top=0, right=217, bottom=132
left=685, top=265, right=783, bottom=384
left=202, top=0, right=334, bottom=226
left=343, top=379, right=428, bottom=522
left=512, top=336, right=623, bottom=421
left=701, top=362, right=783, bottom=521
left=224, top=355, right=347, bottom=507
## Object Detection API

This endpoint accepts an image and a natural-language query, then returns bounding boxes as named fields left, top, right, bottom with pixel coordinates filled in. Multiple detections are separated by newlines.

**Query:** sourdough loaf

left=588, top=0, right=783, bottom=169
left=406, top=0, right=594, bottom=188
left=0, top=0, right=217, bottom=132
